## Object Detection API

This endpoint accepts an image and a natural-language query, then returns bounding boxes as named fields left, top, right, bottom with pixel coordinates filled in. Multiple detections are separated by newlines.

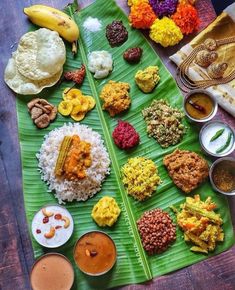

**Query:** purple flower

left=149, top=0, right=178, bottom=18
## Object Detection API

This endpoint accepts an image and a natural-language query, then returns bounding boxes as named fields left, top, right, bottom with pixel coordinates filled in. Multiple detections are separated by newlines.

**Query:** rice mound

left=37, top=123, right=111, bottom=203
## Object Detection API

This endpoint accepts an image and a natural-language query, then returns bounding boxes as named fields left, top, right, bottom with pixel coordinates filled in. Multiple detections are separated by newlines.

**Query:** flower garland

left=128, top=0, right=200, bottom=47
left=129, top=2, right=156, bottom=29
left=149, top=0, right=178, bottom=18
left=171, top=4, right=200, bottom=35
left=150, top=17, right=183, bottom=47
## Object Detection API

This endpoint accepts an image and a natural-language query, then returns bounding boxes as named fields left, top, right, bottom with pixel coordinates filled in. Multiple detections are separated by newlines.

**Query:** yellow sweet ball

left=150, top=17, right=183, bottom=47
left=91, top=196, right=121, bottom=227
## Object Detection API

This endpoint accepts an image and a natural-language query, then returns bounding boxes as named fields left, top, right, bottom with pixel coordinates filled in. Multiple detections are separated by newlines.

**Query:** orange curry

left=55, top=135, right=92, bottom=180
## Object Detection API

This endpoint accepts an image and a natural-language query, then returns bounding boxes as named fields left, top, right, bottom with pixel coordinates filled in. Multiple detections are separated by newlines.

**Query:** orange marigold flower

left=129, top=2, right=157, bottom=29
left=171, top=4, right=200, bottom=35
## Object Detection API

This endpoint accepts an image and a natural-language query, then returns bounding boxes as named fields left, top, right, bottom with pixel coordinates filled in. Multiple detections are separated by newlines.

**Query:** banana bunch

left=24, top=5, right=79, bottom=54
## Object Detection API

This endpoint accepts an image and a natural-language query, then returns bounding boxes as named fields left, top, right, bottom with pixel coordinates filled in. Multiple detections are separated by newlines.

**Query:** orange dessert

left=74, top=231, right=116, bottom=275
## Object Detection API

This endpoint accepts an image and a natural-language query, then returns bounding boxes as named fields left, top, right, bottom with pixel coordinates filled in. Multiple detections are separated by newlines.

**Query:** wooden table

left=0, top=0, right=234, bottom=289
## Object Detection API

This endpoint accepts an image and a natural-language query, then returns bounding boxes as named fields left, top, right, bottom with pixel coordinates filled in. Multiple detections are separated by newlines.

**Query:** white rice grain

left=37, top=123, right=110, bottom=204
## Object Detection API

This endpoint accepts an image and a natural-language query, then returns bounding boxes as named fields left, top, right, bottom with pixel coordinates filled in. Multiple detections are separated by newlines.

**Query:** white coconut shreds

left=83, top=17, right=102, bottom=32
left=37, top=123, right=110, bottom=204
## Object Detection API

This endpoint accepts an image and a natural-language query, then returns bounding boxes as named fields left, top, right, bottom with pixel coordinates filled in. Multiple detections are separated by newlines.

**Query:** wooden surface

left=0, top=0, right=234, bottom=289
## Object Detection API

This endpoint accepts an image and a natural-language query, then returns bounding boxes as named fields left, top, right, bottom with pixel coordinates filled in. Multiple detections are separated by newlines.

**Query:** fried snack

left=172, top=195, right=224, bottom=253
left=58, top=88, right=96, bottom=121
left=163, top=149, right=209, bottom=193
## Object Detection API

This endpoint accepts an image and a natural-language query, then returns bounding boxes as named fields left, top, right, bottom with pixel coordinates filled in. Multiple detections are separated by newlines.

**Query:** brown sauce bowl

left=73, top=231, right=117, bottom=276
left=30, top=253, right=74, bottom=290
left=183, top=89, right=217, bottom=123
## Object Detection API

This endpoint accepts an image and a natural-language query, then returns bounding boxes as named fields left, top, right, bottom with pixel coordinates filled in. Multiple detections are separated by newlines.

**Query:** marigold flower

left=150, top=17, right=183, bottom=47
left=129, top=2, right=157, bottom=29
left=128, top=0, right=149, bottom=6
left=172, top=4, right=200, bottom=35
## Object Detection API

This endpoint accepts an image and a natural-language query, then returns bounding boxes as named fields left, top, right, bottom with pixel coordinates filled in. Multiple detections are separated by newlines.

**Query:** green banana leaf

left=16, top=0, right=234, bottom=289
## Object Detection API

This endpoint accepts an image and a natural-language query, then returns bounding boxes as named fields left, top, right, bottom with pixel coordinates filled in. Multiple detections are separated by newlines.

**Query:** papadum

left=4, top=52, right=62, bottom=95
left=15, top=28, right=65, bottom=80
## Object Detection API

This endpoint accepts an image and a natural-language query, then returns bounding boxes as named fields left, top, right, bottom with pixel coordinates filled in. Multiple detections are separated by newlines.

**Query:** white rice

left=37, top=123, right=110, bottom=204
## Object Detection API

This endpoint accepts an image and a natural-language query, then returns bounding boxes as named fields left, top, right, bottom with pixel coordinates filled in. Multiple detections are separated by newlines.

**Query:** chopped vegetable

left=216, top=132, right=233, bottom=153
left=172, top=195, right=224, bottom=254
left=55, top=136, right=73, bottom=177
left=210, top=128, right=225, bottom=142
left=142, top=99, right=186, bottom=148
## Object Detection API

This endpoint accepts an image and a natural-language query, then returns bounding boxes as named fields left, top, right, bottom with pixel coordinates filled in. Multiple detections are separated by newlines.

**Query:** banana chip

left=71, top=106, right=85, bottom=121
left=80, top=96, right=90, bottom=112
left=59, top=88, right=96, bottom=121
left=63, top=87, right=83, bottom=101
left=86, top=96, right=96, bottom=110
left=58, top=101, right=73, bottom=116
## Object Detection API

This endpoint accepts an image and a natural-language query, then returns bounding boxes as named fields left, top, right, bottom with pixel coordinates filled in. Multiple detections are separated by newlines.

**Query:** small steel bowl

left=199, top=121, right=235, bottom=157
left=73, top=230, right=117, bottom=276
left=209, top=157, right=235, bottom=196
left=183, top=89, right=218, bottom=123
left=30, top=253, right=74, bottom=290
left=31, top=204, right=74, bottom=248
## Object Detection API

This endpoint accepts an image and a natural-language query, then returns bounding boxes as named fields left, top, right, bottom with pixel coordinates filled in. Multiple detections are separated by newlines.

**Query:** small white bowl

left=32, top=204, right=74, bottom=248
left=199, top=121, right=235, bottom=157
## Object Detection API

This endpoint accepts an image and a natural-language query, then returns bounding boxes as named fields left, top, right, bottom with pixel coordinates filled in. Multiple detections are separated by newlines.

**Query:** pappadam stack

left=4, top=28, right=66, bottom=95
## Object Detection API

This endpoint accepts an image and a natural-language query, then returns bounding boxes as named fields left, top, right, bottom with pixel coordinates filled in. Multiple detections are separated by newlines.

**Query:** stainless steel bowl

left=209, top=157, right=235, bottom=196
left=199, top=121, right=235, bottom=158
left=183, top=89, right=218, bottom=123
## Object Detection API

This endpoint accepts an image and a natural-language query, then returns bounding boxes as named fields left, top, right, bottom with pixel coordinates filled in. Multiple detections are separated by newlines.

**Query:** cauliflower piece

left=88, top=50, right=113, bottom=79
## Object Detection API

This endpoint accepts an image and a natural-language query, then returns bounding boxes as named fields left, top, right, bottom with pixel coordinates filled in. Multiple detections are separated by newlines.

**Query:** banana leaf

left=16, top=0, right=234, bottom=289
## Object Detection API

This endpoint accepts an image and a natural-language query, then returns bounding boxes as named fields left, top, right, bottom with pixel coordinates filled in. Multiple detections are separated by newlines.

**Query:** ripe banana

left=24, top=5, right=79, bottom=53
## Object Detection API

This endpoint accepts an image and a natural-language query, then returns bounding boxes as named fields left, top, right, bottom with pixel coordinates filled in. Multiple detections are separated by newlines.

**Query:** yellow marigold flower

left=150, top=17, right=183, bottom=47
left=128, top=0, right=149, bottom=6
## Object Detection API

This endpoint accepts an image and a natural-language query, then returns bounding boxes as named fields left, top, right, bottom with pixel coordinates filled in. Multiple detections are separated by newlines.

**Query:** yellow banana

left=24, top=5, right=79, bottom=53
